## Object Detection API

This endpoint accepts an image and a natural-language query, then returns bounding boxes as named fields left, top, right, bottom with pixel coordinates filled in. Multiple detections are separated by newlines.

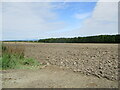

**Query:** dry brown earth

left=2, top=42, right=119, bottom=88
left=2, top=65, right=118, bottom=88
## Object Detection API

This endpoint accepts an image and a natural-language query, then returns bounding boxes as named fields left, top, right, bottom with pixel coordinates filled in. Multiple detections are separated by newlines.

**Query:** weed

left=0, top=45, right=41, bottom=70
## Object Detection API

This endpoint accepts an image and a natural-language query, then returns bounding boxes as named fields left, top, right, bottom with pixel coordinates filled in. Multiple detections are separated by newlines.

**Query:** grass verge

left=0, top=53, right=42, bottom=70
left=0, top=45, right=42, bottom=70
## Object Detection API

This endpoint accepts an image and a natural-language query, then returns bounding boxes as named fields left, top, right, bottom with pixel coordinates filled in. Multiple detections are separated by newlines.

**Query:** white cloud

left=74, top=13, right=91, bottom=19
left=2, top=1, right=119, bottom=40
left=3, top=0, right=119, bottom=3
left=52, top=2, right=69, bottom=9
left=2, top=0, right=99, bottom=2
left=75, top=1, right=118, bottom=36
left=3, top=2, right=66, bottom=40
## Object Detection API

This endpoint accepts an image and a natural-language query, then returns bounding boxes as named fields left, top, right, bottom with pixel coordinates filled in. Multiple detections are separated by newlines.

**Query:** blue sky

left=2, top=1, right=118, bottom=40
left=52, top=2, right=96, bottom=30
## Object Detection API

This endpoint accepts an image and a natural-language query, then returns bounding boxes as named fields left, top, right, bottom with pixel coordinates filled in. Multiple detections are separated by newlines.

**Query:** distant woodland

left=38, top=34, right=120, bottom=43
left=3, top=34, right=120, bottom=43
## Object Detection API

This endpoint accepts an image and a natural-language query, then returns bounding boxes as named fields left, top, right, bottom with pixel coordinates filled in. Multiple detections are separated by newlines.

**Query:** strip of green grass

left=0, top=53, right=42, bottom=70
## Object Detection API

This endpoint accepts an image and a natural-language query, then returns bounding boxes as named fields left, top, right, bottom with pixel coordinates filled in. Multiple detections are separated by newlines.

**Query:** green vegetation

left=3, top=34, right=120, bottom=43
left=0, top=53, right=41, bottom=70
left=0, top=46, right=41, bottom=70
left=38, top=34, right=120, bottom=43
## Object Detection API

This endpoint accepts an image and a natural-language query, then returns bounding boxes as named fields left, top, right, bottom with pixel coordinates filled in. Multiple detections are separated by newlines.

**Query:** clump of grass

left=0, top=45, right=41, bottom=70
left=0, top=53, right=41, bottom=70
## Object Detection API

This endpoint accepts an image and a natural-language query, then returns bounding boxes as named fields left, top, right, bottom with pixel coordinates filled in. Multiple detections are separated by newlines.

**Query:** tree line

left=38, top=34, right=120, bottom=43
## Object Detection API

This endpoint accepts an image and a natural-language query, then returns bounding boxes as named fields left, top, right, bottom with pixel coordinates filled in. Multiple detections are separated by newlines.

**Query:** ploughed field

left=2, top=42, right=119, bottom=88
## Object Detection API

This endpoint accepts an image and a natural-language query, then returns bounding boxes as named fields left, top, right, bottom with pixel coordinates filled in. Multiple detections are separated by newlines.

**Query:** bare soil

left=2, top=65, right=118, bottom=88
left=2, top=42, right=119, bottom=88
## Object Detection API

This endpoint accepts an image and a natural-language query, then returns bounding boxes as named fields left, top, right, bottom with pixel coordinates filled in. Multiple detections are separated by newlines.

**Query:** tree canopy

left=38, top=34, right=120, bottom=43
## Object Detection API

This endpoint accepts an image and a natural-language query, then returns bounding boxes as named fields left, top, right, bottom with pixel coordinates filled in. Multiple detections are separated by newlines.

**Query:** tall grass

left=0, top=45, right=41, bottom=70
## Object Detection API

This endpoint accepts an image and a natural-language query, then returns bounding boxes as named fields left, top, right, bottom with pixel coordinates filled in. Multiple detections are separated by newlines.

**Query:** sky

left=1, top=0, right=118, bottom=40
